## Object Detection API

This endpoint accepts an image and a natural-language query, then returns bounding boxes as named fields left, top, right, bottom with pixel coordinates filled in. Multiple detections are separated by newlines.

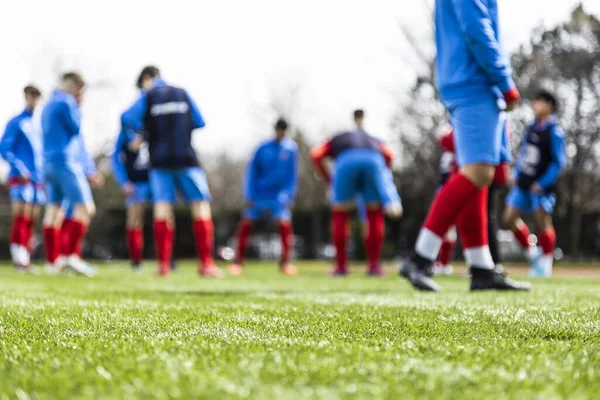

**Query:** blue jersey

left=329, top=130, right=383, bottom=159
left=0, top=108, right=42, bottom=182
left=111, top=128, right=149, bottom=185
left=435, top=0, right=514, bottom=102
left=41, top=90, right=82, bottom=165
left=515, top=116, right=566, bottom=192
left=121, top=79, right=205, bottom=169
left=244, top=138, right=298, bottom=204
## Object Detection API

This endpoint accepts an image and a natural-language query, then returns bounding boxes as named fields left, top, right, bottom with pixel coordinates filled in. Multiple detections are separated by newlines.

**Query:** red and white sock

left=193, top=219, right=215, bottom=269
left=332, top=210, right=349, bottom=271
left=66, top=220, right=87, bottom=258
left=512, top=222, right=538, bottom=260
left=153, top=220, right=173, bottom=267
left=279, top=221, right=293, bottom=265
left=127, top=228, right=144, bottom=265
left=456, top=186, right=494, bottom=269
left=365, top=208, right=384, bottom=270
left=538, top=228, right=556, bottom=273
left=43, top=226, right=60, bottom=264
left=235, top=220, right=253, bottom=264
left=415, top=174, right=480, bottom=260
left=437, top=227, right=456, bottom=266
left=10, top=215, right=29, bottom=265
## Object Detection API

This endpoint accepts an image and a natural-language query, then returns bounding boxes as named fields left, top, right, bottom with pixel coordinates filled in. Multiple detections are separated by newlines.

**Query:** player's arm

left=185, top=91, right=206, bottom=129
left=535, top=126, right=567, bottom=190
left=0, top=120, right=30, bottom=179
left=310, top=140, right=333, bottom=184
left=62, top=101, right=82, bottom=137
left=281, top=145, right=299, bottom=205
left=121, top=93, right=148, bottom=142
left=380, top=143, right=394, bottom=168
left=110, top=130, right=130, bottom=188
left=450, top=0, right=520, bottom=104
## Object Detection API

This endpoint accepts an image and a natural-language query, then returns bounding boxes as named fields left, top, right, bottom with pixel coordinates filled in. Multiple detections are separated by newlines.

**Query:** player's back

left=329, top=130, right=382, bottom=160
left=435, top=0, right=504, bottom=101
left=42, top=90, right=81, bottom=165
left=144, top=85, right=197, bottom=169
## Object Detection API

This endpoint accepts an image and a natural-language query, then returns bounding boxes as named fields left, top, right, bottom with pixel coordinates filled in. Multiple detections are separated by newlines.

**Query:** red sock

left=423, top=174, right=480, bottom=237
left=60, top=219, right=74, bottom=256
left=456, top=187, right=493, bottom=267
left=279, top=221, right=293, bottom=265
left=11, top=216, right=25, bottom=246
left=193, top=219, right=215, bottom=269
left=43, top=226, right=60, bottom=263
left=153, top=220, right=173, bottom=265
left=512, top=223, right=531, bottom=250
left=438, top=239, right=455, bottom=266
left=365, top=208, right=384, bottom=269
left=127, top=228, right=144, bottom=264
left=22, top=217, right=33, bottom=250
left=235, top=220, right=253, bottom=264
left=538, top=229, right=556, bottom=255
left=68, top=220, right=87, bottom=257
left=332, top=210, right=349, bottom=271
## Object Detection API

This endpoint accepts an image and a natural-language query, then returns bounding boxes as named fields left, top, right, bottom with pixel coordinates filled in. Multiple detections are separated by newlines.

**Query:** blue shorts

left=355, top=169, right=400, bottom=222
left=44, top=162, right=94, bottom=206
left=149, top=167, right=211, bottom=204
left=445, top=95, right=505, bottom=166
left=127, top=182, right=152, bottom=206
left=506, top=187, right=556, bottom=215
left=245, top=199, right=291, bottom=221
left=10, top=182, right=46, bottom=204
left=331, top=149, right=401, bottom=207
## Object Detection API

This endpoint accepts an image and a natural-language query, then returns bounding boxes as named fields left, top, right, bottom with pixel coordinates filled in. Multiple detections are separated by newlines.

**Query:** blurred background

left=1, top=0, right=599, bottom=262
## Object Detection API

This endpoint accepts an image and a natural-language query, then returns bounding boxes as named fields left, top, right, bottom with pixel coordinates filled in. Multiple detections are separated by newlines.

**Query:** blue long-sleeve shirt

left=516, top=116, right=566, bottom=190
left=41, top=90, right=82, bottom=164
left=0, top=108, right=43, bottom=182
left=435, top=0, right=514, bottom=101
left=121, top=78, right=205, bottom=141
left=244, top=138, right=298, bottom=204
left=111, top=129, right=130, bottom=186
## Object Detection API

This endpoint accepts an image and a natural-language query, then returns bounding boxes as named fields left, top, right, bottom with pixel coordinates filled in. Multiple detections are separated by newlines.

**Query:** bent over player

left=401, top=0, right=530, bottom=291
left=504, top=91, right=566, bottom=278
left=122, top=66, right=222, bottom=277
left=228, top=118, right=299, bottom=276
left=0, top=85, right=43, bottom=273
left=311, top=112, right=402, bottom=276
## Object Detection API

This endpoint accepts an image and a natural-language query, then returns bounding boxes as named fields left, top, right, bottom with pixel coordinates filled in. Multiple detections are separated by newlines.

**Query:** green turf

left=1, top=261, right=599, bottom=400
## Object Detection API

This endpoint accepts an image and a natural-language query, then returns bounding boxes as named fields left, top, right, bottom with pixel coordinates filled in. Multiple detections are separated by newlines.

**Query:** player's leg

left=177, top=167, right=223, bottom=278
left=487, top=185, right=503, bottom=271
left=41, top=166, right=66, bottom=274
left=125, top=183, right=150, bottom=271
left=273, top=204, right=297, bottom=276
left=434, top=226, right=456, bottom=276
left=150, top=169, right=176, bottom=276
left=503, top=188, right=543, bottom=274
left=533, top=195, right=557, bottom=278
left=10, top=198, right=33, bottom=271
left=228, top=206, right=258, bottom=275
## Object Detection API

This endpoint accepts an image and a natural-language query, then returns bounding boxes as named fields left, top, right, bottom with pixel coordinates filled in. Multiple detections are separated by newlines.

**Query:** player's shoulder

left=280, top=138, right=298, bottom=151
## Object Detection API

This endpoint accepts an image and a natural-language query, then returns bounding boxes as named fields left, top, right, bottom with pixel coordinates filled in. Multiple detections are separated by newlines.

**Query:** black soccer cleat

left=400, top=254, right=441, bottom=292
left=470, top=267, right=532, bottom=291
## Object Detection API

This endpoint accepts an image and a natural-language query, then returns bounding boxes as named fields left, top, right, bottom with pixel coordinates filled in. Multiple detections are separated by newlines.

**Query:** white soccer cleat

left=66, top=255, right=97, bottom=277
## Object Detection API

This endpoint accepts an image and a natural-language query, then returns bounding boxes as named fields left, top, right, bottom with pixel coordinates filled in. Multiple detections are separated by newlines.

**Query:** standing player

left=228, top=118, right=299, bottom=276
left=111, top=78, right=152, bottom=271
left=121, top=66, right=222, bottom=277
left=401, top=0, right=530, bottom=291
left=310, top=112, right=402, bottom=276
left=0, top=85, right=43, bottom=273
left=504, top=91, right=566, bottom=278
left=42, top=72, right=96, bottom=276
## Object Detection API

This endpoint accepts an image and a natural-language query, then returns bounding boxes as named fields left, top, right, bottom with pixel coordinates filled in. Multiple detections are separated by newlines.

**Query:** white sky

left=0, top=0, right=597, bottom=164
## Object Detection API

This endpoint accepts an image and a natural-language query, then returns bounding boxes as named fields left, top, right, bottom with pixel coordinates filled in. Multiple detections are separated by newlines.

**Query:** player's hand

left=122, top=182, right=135, bottom=197
left=503, top=87, right=521, bottom=111
left=384, top=202, right=403, bottom=219
left=88, top=174, right=105, bottom=189
left=530, top=182, right=544, bottom=194
left=128, top=135, right=144, bottom=151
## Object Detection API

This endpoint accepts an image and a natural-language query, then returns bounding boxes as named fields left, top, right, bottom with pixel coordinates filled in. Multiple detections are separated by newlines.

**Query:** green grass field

left=1, top=261, right=599, bottom=400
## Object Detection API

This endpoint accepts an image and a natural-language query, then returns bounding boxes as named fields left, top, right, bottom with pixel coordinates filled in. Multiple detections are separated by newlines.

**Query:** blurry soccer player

left=111, top=77, right=152, bottom=271
left=433, top=122, right=512, bottom=276
left=122, top=66, right=222, bottom=277
left=228, top=118, right=298, bottom=276
left=401, top=0, right=530, bottom=291
left=41, top=72, right=98, bottom=276
left=311, top=109, right=402, bottom=276
left=0, top=85, right=43, bottom=273
left=504, top=91, right=566, bottom=278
